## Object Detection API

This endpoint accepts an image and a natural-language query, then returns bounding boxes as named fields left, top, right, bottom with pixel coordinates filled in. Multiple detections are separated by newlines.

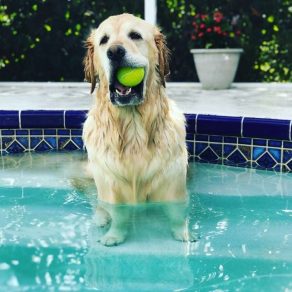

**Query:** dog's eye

left=129, top=31, right=142, bottom=40
left=100, top=35, right=109, bottom=45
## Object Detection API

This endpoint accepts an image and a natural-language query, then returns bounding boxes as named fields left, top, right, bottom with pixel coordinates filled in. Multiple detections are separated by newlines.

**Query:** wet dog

left=83, top=13, right=193, bottom=246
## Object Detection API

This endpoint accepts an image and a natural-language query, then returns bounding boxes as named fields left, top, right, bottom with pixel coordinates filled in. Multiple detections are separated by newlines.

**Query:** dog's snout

left=107, top=45, right=126, bottom=61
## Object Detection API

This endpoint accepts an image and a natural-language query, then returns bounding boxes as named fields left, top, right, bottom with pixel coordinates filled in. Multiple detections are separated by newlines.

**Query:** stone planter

left=190, top=48, right=243, bottom=90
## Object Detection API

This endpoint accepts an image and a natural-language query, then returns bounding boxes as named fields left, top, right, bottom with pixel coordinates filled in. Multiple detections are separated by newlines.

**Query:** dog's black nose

left=107, top=45, right=126, bottom=61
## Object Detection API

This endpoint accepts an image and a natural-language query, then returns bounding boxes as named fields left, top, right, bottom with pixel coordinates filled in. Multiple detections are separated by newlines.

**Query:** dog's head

left=83, top=13, right=169, bottom=106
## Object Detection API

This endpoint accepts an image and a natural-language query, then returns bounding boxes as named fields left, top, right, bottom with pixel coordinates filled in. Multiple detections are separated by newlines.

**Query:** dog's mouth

left=109, top=68, right=144, bottom=107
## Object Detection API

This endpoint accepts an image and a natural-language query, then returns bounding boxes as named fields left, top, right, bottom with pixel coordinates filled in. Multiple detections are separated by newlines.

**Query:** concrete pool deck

left=0, top=82, right=292, bottom=120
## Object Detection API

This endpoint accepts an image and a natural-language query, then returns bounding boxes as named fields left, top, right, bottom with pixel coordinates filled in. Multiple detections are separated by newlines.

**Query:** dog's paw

left=94, top=207, right=111, bottom=228
left=172, top=228, right=198, bottom=242
left=98, top=232, right=126, bottom=246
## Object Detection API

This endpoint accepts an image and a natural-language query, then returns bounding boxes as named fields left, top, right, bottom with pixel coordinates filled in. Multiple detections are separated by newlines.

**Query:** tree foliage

left=0, top=0, right=291, bottom=82
left=157, top=0, right=292, bottom=82
left=0, top=0, right=143, bottom=81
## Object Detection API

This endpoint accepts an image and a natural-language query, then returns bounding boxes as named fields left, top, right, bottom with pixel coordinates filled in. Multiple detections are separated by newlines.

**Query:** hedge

left=0, top=0, right=291, bottom=82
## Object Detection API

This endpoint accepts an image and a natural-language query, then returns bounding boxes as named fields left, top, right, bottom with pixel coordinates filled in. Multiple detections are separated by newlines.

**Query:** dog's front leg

left=163, top=202, right=197, bottom=242
left=98, top=204, right=131, bottom=246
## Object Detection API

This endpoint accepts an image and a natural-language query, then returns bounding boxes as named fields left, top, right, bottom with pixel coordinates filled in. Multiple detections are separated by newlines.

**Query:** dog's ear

left=154, top=31, right=170, bottom=87
left=83, top=35, right=97, bottom=94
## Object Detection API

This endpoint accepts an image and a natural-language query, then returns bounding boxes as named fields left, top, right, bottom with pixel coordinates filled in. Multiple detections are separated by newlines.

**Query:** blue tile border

left=0, top=111, right=291, bottom=142
left=65, top=110, right=87, bottom=129
left=0, top=110, right=19, bottom=128
left=197, top=114, right=242, bottom=137
left=242, top=117, right=291, bottom=140
left=21, top=110, right=64, bottom=128
left=0, top=110, right=292, bottom=172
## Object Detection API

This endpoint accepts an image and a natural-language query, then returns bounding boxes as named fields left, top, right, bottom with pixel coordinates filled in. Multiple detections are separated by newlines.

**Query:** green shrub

left=0, top=0, right=143, bottom=81
left=0, top=0, right=291, bottom=82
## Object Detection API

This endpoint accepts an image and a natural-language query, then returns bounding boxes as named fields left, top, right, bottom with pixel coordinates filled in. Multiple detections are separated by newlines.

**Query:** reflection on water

left=0, top=152, right=291, bottom=291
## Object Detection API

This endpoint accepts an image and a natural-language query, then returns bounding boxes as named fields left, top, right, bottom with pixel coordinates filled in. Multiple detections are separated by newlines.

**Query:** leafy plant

left=0, top=0, right=291, bottom=82
left=190, top=10, right=244, bottom=48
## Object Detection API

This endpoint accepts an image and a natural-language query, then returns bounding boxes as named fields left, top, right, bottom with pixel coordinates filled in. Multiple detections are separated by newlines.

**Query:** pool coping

left=0, top=110, right=291, bottom=141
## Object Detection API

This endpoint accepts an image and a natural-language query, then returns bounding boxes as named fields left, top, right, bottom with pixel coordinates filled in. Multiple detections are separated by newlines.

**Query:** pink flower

left=206, top=28, right=212, bottom=33
left=200, top=23, right=206, bottom=29
left=192, top=22, right=198, bottom=31
left=213, top=11, right=223, bottom=23
left=213, top=26, right=222, bottom=34
left=198, top=32, right=204, bottom=38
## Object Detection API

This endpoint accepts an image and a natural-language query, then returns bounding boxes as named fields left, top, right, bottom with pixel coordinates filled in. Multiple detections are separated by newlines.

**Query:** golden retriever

left=83, top=13, right=193, bottom=246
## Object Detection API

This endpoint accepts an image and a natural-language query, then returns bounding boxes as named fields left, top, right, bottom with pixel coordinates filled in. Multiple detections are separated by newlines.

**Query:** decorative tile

left=197, top=115, right=242, bottom=136
left=268, top=140, right=282, bottom=148
left=226, top=149, right=248, bottom=165
left=238, top=137, right=252, bottom=145
left=195, top=134, right=208, bottom=142
left=16, top=130, right=29, bottom=135
left=253, top=147, right=265, bottom=160
left=195, top=142, right=208, bottom=157
left=16, top=137, right=29, bottom=149
left=2, top=137, right=14, bottom=150
left=0, top=111, right=19, bottom=129
left=224, top=145, right=251, bottom=167
left=283, top=150, right=292, bottom=164
left=186, top=141, right=194, bottom=156
left=30, top=129, right=43, bottom=135
left=283, top=142, right=292, bottom=149
left=21, top=110, right=64, bottom=128
left=34, top=141, right=52, bottom=152
left=209, top=143, right=222, bottom=158
left=57, top=129, right=71, bottom=136
left=253, top=139, right=267, bottom=146
left=224, top=137, right=237, bottom=144
left=71, top=137, right=83, bottom=149
left=196, top=143, right=222, bottom=163
left=1, top=130, right=15, bottom=136
left=252, top=146, right=282, bottom=170
left=45, top=137, right=57, bottom=149
left=243, top=118, right=290, bottom=140
left=6, top=141, right=25, bottom=153
left=254, top=152, right=277, bottom=169
left=223, top=144, right=236, bottom=157
left=273, top=165, right=281, bottom=172
left=186, top=133, right=193, bottom=141
left=283, top=150, right=292, bottom=172
left=44, top=129, right=56, bottom=135
left=62, top=141, right=80, bottom=151
left=71, top=129, right=83, bottom=136
left=30, top=137, right=42, bottom=149
left=209, top=135, right=223, bottom=143
left=0, top=111, right=292, bottom=173
left=268, top=148, right=281, bottom=163
left=284, top=158, right=292, bottom=172
left=185, top=114, right=196, bottom=134
left=199, top=147, right=220, bottom=162
left=65, top=110, right=87, bottom=128
left=58, top=137, right=71, bottom=150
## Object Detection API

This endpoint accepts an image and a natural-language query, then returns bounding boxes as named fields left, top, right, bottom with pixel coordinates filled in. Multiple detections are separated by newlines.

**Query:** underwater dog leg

left=98, top=204, right=131, bottom=246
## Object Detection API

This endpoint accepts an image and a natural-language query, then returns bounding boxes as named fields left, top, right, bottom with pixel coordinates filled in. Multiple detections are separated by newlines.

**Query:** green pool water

left=0, top=152, right=291, bottom=291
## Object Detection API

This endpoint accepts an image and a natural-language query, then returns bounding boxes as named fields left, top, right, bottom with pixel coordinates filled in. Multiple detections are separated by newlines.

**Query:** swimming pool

left=0, top=152, right=291, bottom=291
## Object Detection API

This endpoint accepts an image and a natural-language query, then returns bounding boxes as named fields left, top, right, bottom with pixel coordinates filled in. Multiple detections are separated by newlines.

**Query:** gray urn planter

left=190, top=48, right=243, bottom=90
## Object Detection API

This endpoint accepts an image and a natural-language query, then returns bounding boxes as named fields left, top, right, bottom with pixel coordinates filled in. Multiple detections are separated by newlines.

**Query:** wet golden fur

left=83, top=14, right=188, bottom=205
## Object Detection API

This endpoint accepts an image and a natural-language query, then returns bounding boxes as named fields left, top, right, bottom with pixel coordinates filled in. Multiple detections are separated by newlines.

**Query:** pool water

left=0, top=152, right=291, bottom=291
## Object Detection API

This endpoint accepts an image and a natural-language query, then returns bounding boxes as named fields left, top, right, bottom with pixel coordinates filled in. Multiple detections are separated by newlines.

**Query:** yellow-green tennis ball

left=116, top=67, right=145, bottom=87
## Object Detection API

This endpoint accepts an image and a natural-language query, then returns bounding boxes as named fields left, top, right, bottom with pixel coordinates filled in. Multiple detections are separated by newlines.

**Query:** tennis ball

left=116, top=67, right=145, bottom=87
